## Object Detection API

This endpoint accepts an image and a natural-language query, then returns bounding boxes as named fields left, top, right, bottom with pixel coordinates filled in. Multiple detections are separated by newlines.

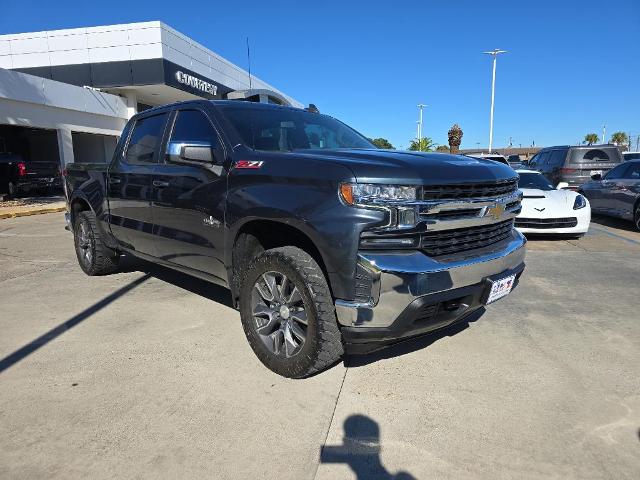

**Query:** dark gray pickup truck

left=64, top=100, right=526, bottom=377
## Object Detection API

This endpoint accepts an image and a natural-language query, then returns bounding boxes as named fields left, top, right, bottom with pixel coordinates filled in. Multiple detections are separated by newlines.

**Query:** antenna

left=246, top=37, right=253, bottom=92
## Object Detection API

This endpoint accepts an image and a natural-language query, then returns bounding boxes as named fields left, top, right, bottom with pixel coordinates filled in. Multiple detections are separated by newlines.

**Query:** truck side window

left=170, top=110, right=220, bottom=149
left=125, top=113, right=167, bottom=165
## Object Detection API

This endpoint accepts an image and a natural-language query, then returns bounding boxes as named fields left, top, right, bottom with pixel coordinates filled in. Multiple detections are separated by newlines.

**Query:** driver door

left=151, top=107, right=229, bottom=281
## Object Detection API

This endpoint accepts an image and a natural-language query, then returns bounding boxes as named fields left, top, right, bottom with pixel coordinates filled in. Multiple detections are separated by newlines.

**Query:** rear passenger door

left=597, top=163, right=628, bottom=215
left=546, top=149, right=567, bottom=185
left=151, top=107, right=229, bottom=280
left=108, top=111, right=168, bottom=254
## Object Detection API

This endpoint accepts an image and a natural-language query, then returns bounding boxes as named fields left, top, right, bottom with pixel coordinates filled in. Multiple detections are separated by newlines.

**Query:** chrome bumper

left=335, top=229, right=526, bottom=328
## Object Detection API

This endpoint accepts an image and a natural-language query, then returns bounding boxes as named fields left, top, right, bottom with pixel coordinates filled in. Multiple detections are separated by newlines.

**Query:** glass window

left=536, top=151, right=551, bottom=166
left=623, top=152, right=640, bottom=161
left=604, top=163, right=628, bottom=179
left=548, top=149, right=567, bottom=167
left=517, top=172, right=554, bottom=191
left=125, top=114, right=167, bottom=165
left=220, top=106, right=373, bottom=152
left=170, top=110, right=219, bottom=148
left=622, top=162, right=640, bottom=179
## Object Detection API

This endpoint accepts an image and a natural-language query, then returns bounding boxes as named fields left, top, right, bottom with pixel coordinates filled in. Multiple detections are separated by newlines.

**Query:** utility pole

left=602, top=124, right=606, bottom=144
left=483, top=49, right=507, bottom=153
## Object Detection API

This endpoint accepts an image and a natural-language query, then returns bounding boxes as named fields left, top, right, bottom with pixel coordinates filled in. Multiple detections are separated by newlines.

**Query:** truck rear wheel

left=73, top=211, right=120, bottom=276
left=239, top=246, right=344, bottom=378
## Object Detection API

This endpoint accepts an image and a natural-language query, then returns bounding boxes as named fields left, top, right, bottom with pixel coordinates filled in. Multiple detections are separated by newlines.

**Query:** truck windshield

left=517, top=172, right=554, bottom=191
left=220, top=105, right=374, bottom=151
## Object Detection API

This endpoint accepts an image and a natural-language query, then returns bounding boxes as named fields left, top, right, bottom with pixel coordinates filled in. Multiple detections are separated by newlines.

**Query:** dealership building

left=0, top=21, right=302, bottom=167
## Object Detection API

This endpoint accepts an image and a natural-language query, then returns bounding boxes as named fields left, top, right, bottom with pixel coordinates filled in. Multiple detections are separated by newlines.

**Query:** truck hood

left=293, top=148, right=518, bottom=185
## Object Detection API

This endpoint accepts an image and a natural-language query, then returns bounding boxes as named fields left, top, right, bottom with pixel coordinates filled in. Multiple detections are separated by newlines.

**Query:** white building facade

left=0, top=21, right=302, bottom=167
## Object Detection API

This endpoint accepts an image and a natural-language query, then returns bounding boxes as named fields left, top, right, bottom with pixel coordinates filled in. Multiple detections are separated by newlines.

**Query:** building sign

left=175, top=71, right=218, bottom=96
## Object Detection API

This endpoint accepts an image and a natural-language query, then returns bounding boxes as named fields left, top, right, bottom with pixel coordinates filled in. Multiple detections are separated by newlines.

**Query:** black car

left=580, top=160, right=640, bottom=231
left=529, top=145, right=623, bottom=189
left=0, top=153, right=62, bottom=197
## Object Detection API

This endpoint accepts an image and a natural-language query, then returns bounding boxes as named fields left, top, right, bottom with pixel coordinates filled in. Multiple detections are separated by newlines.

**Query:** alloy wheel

left=251, top=271, right=308, bottom=358
left=76, top=219, right=94, bottom=266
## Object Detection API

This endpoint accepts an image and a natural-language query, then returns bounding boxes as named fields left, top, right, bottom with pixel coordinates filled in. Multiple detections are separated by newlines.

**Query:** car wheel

left=73, top=211, right=120, bottom=275
left=239, top=246, right=344, bottom=378
left=635, top=206, right=640, bottom=232
left=7, top=181, right=17, bottom=199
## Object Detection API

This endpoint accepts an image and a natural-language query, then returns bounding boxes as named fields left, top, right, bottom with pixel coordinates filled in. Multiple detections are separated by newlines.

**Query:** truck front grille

left=421, top=219, right=514, bottom=256
left=421, top=179, right=518, bottom=200
left=515, top=217, right=578, bottom=229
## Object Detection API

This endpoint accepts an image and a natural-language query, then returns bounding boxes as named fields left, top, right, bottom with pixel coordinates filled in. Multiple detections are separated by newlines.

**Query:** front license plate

left=590, top=170, right=602, bottom=176
left=486, top=274, right=516, bottom=304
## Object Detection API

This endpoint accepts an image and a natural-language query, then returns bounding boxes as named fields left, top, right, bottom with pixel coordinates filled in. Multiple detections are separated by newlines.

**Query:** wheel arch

left=229, top=219, right=332, bottom=306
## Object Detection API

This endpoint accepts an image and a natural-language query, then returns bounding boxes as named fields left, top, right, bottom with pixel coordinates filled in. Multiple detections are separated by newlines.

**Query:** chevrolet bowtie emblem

left=485, top=203, right=505, bottom=220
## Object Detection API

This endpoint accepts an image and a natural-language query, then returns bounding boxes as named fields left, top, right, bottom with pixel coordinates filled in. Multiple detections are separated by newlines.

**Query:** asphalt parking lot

left=1, top=213, right=639, bottom=479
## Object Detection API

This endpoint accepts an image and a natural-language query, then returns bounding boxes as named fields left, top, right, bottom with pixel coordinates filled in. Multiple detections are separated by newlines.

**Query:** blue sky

left=2, top=0, right=638, bottom=150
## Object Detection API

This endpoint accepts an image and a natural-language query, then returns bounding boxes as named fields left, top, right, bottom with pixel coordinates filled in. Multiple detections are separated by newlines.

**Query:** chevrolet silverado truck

left=64, top=100, right=526, bottom=378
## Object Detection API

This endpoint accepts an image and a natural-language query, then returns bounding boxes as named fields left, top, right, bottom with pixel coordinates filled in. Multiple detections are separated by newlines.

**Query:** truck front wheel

left=73, top=211, right=120, bottom=276
left=239, top=246, right=344, bottom=378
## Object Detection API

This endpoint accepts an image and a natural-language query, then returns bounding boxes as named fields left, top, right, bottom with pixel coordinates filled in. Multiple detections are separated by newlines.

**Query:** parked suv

left=530, top=145, right=623, bottom=189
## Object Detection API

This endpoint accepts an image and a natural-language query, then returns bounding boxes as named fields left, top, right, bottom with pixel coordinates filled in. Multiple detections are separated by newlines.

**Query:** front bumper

left=335, top=229, right=526, bottom=352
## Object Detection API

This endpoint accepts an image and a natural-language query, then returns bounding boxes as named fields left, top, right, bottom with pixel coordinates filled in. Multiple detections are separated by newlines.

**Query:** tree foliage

left=370, top=137, right=394, bottom=149
left=448, top=124, right=463, bottom=154
left=408, top=137, right=436, bottom=152
left=584, top=133, right=599, bottom=145
left=436, top=145, right=450, bottom=152
left=610, top=131, right=628, bottom=146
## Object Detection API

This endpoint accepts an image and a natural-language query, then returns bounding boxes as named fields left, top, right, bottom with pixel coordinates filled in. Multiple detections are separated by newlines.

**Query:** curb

left=0, top=206, right=66, bottom=220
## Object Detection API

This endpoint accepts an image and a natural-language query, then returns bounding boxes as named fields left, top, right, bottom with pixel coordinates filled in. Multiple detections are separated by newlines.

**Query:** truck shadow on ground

left=320, top=414, right=416, bottom=479
left=0, top=255, right=233, bottom=374
left=345, top=308, right=484, bottom=368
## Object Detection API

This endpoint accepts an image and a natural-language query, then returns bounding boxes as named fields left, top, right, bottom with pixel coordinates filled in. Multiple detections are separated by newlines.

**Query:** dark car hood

left=293, top=148, right=517, bottom=184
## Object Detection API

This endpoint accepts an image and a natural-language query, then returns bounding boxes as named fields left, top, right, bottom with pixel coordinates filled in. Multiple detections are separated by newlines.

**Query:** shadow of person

left=321, top=414, right=415, bottom=479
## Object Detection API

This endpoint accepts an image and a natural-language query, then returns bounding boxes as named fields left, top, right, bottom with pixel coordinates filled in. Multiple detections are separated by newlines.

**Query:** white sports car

left=515, top=170, right=591, bottom=236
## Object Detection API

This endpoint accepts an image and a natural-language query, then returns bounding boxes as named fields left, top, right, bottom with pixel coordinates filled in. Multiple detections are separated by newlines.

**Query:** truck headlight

left=339, top=183, right=417, bottom=205
left=573, top=194, right=587, bottom=210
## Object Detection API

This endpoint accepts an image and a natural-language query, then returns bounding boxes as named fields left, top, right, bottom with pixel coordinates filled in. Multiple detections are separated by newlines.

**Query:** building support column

left=56, top=127, right=74, bottom=167
left=124, top=92, right=138, bottom=119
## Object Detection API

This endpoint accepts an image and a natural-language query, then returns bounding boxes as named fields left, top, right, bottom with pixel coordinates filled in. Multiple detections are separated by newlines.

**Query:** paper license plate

left=486, top=274, right=516, bottom=304
left=590, top=170, right=602, bottom=176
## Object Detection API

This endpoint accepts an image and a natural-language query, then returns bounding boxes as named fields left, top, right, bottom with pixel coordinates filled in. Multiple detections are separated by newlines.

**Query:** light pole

left=483, top=49, right=507, bottom=153
left=417, top=104, right=426, bottom=150
left=602, top=124, right=606, bottom=144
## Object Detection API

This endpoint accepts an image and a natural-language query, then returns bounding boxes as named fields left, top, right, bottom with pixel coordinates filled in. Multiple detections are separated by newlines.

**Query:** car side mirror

left=590, top=173, right=602, bottom=181
left=166, top=141, right=215, bottom=165
left=556, top=182, right=569, bottom=189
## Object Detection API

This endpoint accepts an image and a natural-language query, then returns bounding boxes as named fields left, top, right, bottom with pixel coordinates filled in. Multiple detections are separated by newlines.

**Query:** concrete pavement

left=1, top=213, right=639, bottom=479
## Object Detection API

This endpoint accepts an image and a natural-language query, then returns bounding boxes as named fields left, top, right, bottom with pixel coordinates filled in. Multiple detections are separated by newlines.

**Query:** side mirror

left=556, top=182, right=570, bottom=189
left=167, top=141, right=214, bottom=165
left=590, top=173, right=602, bottom=181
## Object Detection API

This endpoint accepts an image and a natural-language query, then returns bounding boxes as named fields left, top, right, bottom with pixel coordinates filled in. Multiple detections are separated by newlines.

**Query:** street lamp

left=483, top=49, right=507, bottom=153
left=417, top=104, right=427, bottom=150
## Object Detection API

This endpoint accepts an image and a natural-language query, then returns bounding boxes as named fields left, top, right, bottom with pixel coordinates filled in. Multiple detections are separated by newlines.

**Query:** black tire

left=634, top=205, right=640, bottom=232
left=7, top=181, right=17, bottom=199
left=73, top=211, right=120, bottom=276
left=239, top=246, right=343, bottom=378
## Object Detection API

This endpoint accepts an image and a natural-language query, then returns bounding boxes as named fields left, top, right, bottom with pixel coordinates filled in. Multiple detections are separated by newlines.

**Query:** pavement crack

left=312, top=364, right=348, bottom=480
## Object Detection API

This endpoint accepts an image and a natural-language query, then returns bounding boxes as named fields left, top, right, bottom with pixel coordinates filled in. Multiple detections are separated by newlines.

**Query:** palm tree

left=448, top=124, right=463, bottom=154
left=435, top=145, right=449, bottom=152
left=584, top=133, right=599, bottom=145
left=408, top=137, right=435, bottom=152
left=610, top=131, right=628, bottom=148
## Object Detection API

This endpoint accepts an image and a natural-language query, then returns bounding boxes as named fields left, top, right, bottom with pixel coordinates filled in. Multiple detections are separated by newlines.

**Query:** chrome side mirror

left=167, top=141, right=214, bottom=165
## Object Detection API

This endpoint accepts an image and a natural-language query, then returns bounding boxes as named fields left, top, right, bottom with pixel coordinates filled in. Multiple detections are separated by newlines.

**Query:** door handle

left=152, top=180, right=170, bottom=188
left=109, top=177, right=122, bottom=185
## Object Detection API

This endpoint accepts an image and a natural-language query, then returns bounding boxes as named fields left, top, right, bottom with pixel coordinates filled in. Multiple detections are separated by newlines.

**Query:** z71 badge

left=235, top=160, right=264, bottom=169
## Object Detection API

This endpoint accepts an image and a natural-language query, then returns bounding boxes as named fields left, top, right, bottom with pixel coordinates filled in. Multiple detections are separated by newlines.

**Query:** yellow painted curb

left=0, top=206, right=66, bottom=220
